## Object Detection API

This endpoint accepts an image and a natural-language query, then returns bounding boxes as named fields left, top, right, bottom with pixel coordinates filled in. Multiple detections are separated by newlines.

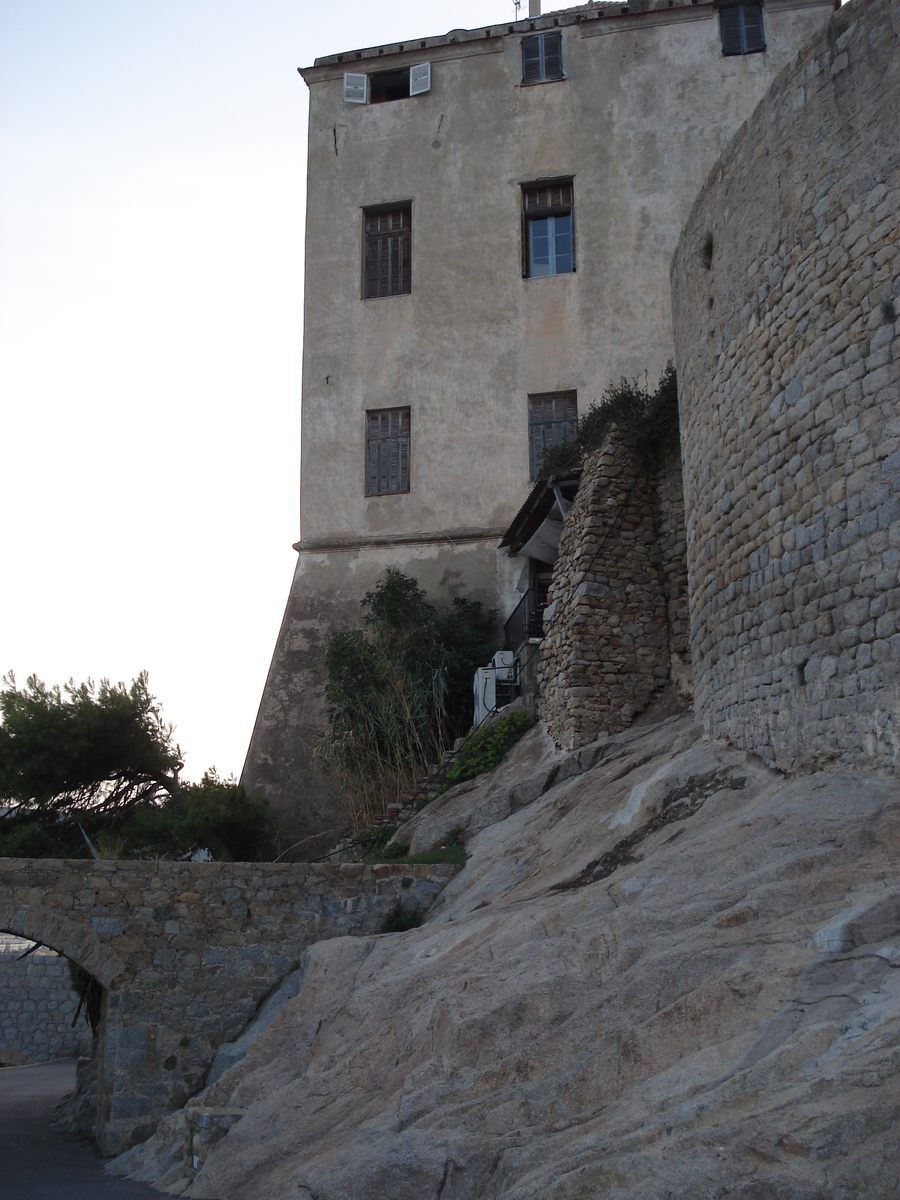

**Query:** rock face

left=115, top=715, right=900, bottom=1197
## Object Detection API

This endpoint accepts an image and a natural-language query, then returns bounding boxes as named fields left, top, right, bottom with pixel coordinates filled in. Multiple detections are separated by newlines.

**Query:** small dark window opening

left=370, top=67, right=410, bottom=103
left=720, top=4, right=766, bottom=55
left=364, top=205, right=411, bottom=299
left=366, top=407, right=411, bottom=496
left=522, top=31, right=564, bottom=84
left=528, top=392, right=577, bottom=480
left=522, top=181, right=575, bottom=278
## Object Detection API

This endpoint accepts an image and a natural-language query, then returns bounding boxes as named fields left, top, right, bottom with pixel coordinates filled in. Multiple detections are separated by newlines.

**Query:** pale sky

left=0, top=0, right=526, bottom=781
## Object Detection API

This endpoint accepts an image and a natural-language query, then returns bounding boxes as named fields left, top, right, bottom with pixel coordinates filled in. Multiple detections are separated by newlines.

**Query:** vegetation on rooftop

left=537, top=361, right=679, bottom=479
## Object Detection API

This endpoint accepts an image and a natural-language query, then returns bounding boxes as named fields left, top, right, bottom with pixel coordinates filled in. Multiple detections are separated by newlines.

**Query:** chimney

left=529, top=0, right=541, bottom=15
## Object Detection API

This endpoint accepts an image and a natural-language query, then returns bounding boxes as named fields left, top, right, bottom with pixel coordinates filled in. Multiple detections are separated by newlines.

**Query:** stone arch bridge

left=0, top=856, right=456, bottom=1155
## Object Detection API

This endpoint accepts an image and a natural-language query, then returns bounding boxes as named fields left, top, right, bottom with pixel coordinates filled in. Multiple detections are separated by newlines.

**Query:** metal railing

left=504, top=584, right=550, bottom=650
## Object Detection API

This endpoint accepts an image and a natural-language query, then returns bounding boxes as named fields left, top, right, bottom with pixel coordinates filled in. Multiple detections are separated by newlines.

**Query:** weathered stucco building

left=244, top=0, right=833, bottom=844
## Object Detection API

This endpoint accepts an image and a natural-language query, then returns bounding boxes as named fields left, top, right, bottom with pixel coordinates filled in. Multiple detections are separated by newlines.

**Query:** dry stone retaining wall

left=0, top=857, right=457, bottom=1155
left=672, top=0, right=900, bottom=771
left=539, top=428, right=690, bottom=749
left=0, top=937, right=92, bottom=1064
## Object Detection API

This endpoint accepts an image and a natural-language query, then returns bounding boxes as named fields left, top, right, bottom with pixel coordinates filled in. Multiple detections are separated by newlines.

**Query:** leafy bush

left=537, top=362, right=678, bottom=479
left=116, top=771, right=270, bottom=861
left=316, top=570, right=497, bottom=826
left=443, top=710, right=535, bottom=790
left=366, top=826, right=466, bottom=866
left=380, top=899, right=423, bottom=933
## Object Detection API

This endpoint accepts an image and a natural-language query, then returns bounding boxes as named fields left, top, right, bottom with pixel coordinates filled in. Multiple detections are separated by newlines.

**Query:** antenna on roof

left=513, top=0, right=522, bottom=16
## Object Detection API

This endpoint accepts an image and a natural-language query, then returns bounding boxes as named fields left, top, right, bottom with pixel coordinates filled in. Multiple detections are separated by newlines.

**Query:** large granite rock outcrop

left=114, top=714, right=900, bottom=1197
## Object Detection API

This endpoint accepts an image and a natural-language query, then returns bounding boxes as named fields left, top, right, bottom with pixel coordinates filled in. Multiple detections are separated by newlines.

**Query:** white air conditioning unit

left=473, top=652, right=520, bottom=726
left=473, top=666, right=496, bottom=729
left=492, top=650, right=516, bottom=681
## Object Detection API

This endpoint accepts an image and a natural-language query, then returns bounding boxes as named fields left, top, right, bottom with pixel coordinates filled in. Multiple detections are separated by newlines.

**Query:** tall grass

left=315, top=570, right=495, bottom=828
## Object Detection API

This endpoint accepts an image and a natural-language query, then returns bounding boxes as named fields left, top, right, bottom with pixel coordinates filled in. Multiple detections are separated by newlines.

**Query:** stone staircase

left=320, top=738, right=467, bottom=863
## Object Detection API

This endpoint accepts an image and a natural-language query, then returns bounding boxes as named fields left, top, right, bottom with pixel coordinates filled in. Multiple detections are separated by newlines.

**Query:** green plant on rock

left=380, top=899, right=423, bottom=933
left=537, top=361, right=678, bottom=479
left=443, top=710, right=535, bottom=790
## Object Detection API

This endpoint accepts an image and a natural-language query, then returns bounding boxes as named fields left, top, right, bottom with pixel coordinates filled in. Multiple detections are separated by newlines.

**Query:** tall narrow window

left=523, top=182, right=574, bottom=278
left=719, top=4, right=765, bottom=55
left=364, top=206, right=411, bottom=299
left=521, top=32, right=564, bottom=84
left=528, top=392, right=577, bottom=480
left=366, top=407, right=410, bottom=496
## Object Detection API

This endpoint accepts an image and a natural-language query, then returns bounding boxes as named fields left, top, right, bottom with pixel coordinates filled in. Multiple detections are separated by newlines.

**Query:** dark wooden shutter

left=367, top=408, right=410, bottom=495
left=364, top=208, right=411, bottom=299
left=523, top=182, right=573, bottom=214
left=720, top=6, right=744, bottom=55
left=541, top=32, right=563, bottom=80
left=522, top=35, right=542, bottom=84
left=742, top=5, right=765, bottom=52
left=529, top=393, right=577, bottom=479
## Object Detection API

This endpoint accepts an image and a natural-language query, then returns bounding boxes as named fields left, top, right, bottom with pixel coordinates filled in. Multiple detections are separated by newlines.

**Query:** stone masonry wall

left=0, top=937, right=92, bottom=1065
left=0, top=857, right=458, bottom=1154
left=652, top=445, right=693, bottom=698
left=672, top=0, right=900, bottom=771
left=539, top=427, right=690, bottom=749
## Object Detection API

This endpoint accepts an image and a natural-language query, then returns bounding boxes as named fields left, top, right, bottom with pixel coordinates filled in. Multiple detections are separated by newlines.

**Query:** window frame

left=365, top=407, right=411, bottom=497
left=719, top=3, right=766, bottom=56
left=521, top=180, right=575, bottom=279
left=521, top=31, right=564, bottom=85
left=528, top=392, right=578, bottom=481
left=362, top=203, right=412, bottom=300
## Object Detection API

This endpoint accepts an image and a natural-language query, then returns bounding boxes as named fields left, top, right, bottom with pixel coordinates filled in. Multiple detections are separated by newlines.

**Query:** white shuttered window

left=409, top=62, right=431, bottom=95
left=343, top=73, right=367, bottom=103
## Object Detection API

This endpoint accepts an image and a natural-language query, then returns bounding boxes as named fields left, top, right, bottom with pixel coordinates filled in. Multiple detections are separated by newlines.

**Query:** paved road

left=0, top=1061, right=164, bottom=1199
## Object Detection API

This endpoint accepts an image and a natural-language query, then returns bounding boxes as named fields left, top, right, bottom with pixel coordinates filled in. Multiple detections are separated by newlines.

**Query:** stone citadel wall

left=539, top=428, right=691, bottom=749
left=0, top=937, right=92, bottom=1065
left=671, top=0, right=900, bottom=771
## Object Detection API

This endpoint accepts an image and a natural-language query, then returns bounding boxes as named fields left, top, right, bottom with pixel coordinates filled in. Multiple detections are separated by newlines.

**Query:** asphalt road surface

left=0, top=1060, right=164, bottom=1199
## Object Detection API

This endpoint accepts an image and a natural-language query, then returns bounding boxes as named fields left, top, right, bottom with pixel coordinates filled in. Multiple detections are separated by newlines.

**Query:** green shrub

left=443, top=711, right=535, bottom=790
left=368, top=826, right=466, bottom=866
left=315, top=569, right=497, bottom=827
left=117, top=770, right=271, bottom=861
left=537, top=362, right=678, bottom=479
left=380, top=899, right=423, bottom=933
left=359, top=826, right=397, bottom=857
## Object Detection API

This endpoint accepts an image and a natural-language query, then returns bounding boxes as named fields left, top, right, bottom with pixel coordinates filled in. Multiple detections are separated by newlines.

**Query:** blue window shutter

left=720, top=7, right=743, bottom=56
left=542, top=32, right=563, bottom=80
left=742, top=5, right=765, bottom=52
left=522, top=35, right=542, bottom=84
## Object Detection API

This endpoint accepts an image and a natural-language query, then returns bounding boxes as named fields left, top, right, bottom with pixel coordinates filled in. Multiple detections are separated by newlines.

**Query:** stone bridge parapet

left=0, top=857, right=458, bottom=1154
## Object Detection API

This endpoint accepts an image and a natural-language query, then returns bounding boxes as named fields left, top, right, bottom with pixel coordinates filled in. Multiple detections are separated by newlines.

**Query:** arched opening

left=0, top=905, right=124, bottom=1144
left=0, top=933, right=95, bottom=1067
